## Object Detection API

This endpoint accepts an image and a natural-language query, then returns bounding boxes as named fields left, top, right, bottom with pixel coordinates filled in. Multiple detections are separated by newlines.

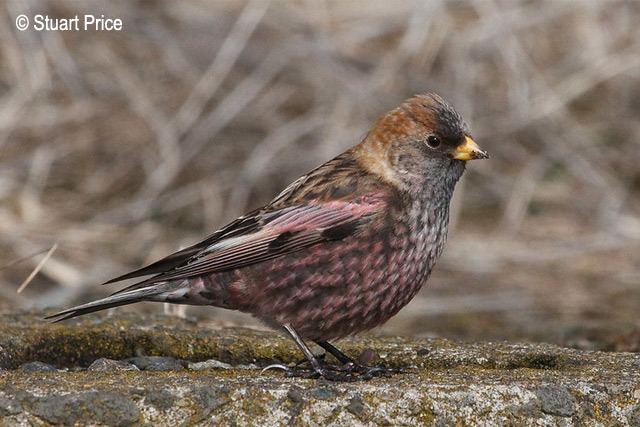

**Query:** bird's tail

left=45, top=282, right=179, bottom=322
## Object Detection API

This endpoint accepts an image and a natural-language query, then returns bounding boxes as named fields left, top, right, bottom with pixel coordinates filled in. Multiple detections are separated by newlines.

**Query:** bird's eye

left=426, top=135, right=441, bottom=149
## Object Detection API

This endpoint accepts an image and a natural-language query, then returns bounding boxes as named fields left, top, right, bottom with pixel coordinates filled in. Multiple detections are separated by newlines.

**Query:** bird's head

left=354, top=93, right=488, bottom=191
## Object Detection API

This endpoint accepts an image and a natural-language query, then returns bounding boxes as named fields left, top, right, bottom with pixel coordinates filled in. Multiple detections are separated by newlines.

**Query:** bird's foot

left=267, top=327, right=400, bottom=381
left=261, top=361, right=396, bottom=382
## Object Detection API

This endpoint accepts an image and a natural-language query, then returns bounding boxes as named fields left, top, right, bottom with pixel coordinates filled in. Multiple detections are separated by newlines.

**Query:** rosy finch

left=48, top=93, right=488, bottom=381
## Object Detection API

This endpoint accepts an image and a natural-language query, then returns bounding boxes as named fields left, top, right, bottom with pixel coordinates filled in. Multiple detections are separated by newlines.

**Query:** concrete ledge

left=0, top=313, right=639, bottom=425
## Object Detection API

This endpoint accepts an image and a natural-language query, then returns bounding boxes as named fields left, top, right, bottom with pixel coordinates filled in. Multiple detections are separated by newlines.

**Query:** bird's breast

left=225, top=199, right=452, bottom=339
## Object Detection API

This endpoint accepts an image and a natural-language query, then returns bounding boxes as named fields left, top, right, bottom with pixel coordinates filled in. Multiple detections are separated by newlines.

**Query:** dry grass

left=1, top=0, right=639, bottom=346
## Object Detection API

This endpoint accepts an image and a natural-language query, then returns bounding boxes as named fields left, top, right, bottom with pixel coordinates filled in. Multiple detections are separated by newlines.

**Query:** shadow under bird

left=48, top=93, right=488, bottom=381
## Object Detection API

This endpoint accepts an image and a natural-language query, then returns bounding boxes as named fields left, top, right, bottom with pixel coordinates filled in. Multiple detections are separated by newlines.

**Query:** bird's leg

left=314, top=340, right=355, bottom=365
left=315, top=340, right=395, bottom=378
left=262, top=325, right=378, bottom=381
left=283, top=325, right=327, bottom=376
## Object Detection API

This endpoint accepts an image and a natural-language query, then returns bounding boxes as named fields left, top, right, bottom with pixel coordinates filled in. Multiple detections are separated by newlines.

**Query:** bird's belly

left=232, top=228, right=439, bottom=340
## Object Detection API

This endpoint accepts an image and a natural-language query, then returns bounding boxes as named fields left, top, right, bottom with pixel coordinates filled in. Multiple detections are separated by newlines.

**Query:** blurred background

left=1, top=0, right=639, bottom=351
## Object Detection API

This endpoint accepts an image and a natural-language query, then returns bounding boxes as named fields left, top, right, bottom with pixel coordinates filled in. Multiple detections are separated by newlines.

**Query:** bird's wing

left=102, top=211, right=262, bottom=284
left=108, top=192, right=388, bottom=293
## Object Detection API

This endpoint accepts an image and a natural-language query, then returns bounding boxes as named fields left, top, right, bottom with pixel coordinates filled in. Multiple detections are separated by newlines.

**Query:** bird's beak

left=452, top=136, right=489, bottom=161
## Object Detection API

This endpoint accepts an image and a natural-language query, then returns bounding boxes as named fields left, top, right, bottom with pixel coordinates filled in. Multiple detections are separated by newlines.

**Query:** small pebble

left=347, top=396, right=365, bottom=417
left=358, top=348, right=375, bottom=365
left=188, top=359, right=232, bottom=370
left=287, top=386, right=304, bottom=403
left=536, top=385, right=576, bottom=417
left=88, top=358, right=139, bottom=372
left=417, top=348, right=431, bottom=356
left=127, top=356, right=184, bottom=371
left=311, top=387, right=334, bottom=400
left=236, top=363, right=259, bottom=370
left=19, top=361, right=56, bottom=372
left=0, top=396, right=21, bottom=416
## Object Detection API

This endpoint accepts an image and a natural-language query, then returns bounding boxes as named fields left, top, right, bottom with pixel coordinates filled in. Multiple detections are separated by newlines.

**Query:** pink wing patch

left=139, top=193, right=387, bottom=282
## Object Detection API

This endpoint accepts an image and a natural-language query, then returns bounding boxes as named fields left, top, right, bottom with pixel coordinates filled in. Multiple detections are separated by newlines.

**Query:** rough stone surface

left=0, top=312, right=639, bottom=425
left=27, top=391, right=140, bottom=426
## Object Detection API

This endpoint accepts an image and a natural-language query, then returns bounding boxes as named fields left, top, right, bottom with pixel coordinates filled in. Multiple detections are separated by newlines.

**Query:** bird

left=47, top=93, right=488, bottom=381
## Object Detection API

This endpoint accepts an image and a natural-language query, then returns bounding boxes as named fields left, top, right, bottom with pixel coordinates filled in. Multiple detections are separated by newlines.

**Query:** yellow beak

left=452, top=136, right=489, bottom=161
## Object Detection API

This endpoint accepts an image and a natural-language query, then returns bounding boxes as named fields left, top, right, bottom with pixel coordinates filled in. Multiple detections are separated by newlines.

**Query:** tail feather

left=45, top=284, right=171, bottom=322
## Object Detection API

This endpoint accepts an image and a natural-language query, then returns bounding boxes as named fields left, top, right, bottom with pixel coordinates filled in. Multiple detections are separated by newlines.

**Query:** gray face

left=390, top=95, right=470, bottom=191
left=391, top=145, right=466, bottom=196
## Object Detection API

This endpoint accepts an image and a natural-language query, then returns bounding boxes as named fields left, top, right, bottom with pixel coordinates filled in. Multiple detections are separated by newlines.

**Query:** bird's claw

left=261, top=363, right=320, bottom=379
left=260, top=363, right=291, bottom=375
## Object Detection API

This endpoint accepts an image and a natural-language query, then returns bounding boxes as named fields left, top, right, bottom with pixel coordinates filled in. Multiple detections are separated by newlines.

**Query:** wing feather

left=110, top=194, right=386, bottom=295
left=102, top=211, right=261, bottom=284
